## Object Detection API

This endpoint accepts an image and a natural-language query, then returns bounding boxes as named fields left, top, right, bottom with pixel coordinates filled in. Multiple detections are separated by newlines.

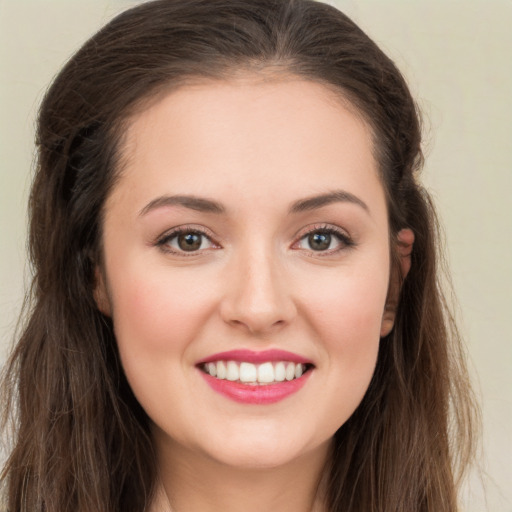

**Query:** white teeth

left=216, top=361, right=227, bottom=379
left=207, top=362, right=217, bottom=377
left=239, top=362, right=257, bottom=383
left=257, top=362, right=275, bottom=383
left=203, top=360, right=309, bottom=384
left=274, top=362, right=286, bottom=382
left=226, top=361, right=239, bottom=381
left=285, top=362, right=295, bottom=381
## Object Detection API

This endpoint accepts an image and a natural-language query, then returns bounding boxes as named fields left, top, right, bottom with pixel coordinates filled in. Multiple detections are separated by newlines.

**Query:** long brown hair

left=1, top=1, right=478, bottom=510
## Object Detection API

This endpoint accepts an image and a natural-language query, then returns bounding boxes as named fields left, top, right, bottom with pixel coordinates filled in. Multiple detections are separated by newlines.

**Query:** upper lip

left=197, top=349, right=313, bottom=365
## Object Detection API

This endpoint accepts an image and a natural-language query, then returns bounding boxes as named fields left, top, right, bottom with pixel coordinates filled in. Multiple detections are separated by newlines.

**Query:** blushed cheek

left=109, top=272, right=208, bottom=358
left=315, top=271, right=387, bottom=325
left=303, top=271, right=388, bottom=366
left=108, top=275, right=201, bottom=416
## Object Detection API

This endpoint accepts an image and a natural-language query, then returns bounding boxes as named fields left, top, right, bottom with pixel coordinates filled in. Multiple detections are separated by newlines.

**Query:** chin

left=197, top=425, right=324, bottom=471
left=208, top=447, right=297, bottom=470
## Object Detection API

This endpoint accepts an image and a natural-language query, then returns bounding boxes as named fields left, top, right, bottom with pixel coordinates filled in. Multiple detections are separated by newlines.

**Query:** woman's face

left=98, top=77, right=392, bottom=469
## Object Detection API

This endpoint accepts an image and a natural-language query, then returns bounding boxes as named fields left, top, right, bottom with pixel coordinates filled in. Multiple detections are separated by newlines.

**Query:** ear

left=93, top=266, right=112, bottom=316
left=380, top=228, right=414, bottom=337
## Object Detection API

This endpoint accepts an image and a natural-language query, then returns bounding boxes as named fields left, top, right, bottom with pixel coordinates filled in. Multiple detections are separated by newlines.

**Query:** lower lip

left=199, top=370, right=312, bottom=404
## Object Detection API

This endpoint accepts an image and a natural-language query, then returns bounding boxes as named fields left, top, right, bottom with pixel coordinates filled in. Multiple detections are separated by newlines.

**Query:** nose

left=219, top=245, right=297, bottom=336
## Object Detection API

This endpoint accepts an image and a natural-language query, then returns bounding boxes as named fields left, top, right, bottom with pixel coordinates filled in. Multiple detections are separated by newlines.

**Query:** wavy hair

left=1, top=1, right=477, bottom=510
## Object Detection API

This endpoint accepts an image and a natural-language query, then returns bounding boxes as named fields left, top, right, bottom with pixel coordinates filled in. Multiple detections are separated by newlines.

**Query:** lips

left=198, top=349, right=312, bottom=365
left=196, top=349, right=314, bottom=404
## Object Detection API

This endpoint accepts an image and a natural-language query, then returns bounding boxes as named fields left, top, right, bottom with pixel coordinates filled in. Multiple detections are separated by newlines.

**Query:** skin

left=95, top=76, right=413, bottom=512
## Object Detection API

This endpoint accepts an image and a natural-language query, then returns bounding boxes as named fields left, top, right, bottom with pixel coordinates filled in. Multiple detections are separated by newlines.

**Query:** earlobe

left=396, top=227, right=414, bottom=279
left=380, top=228, right=414, bottom=337
left=93, top=267, right=112, bottom=316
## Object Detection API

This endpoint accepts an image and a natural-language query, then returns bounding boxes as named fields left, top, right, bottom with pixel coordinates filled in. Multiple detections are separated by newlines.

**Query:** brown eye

left=308, top=232, right=332, bottom=251
left=159, top=229, right=215, bottom=254
left=295, top=227, right=352, bottom=254
left=177, top=232, right=203, bottom=251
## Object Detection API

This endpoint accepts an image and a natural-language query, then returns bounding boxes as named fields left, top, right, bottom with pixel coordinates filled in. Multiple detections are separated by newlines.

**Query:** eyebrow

left=139, top=195, right=225, bottom=216
left=289, top=190, right=369, bottom=214
left=139, top=189, right=369, bottom=217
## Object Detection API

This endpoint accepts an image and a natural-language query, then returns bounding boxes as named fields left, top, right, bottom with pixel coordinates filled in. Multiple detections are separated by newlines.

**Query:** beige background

left=1, top=1, right=511, bottom=510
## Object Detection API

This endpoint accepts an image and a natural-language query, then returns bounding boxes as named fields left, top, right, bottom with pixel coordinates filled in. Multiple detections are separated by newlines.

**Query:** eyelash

left=293, top=224, right=355, bottom=256
left=156, top=226, right=218, bottom=256
left=155, top=224, right=354, bottom=256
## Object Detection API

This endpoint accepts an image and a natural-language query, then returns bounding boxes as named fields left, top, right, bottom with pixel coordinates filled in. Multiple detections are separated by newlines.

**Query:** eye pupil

left=309, top=232, right=331, bottom=251
left=178, top=233, right=202, bottom=251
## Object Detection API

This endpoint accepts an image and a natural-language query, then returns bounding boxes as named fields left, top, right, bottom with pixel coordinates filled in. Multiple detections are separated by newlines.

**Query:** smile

left=197, top=349, right=314, bottom=404
left=201, top=360, right=309, bottom=384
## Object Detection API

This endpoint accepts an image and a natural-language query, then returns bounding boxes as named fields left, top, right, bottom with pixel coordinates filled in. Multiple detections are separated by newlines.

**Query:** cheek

left=298, top=258, right=389, bottom=416
left=105, top=263, right=221, bottom=424
left=303, top=259, right=389, bottom=342
left=107, top=261, right=216, bottom=368
left=313, top=278, right=385, bottom=376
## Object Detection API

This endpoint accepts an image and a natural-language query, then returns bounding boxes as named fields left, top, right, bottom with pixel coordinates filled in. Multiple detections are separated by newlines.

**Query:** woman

left=1, top=0, right=477, bottom=510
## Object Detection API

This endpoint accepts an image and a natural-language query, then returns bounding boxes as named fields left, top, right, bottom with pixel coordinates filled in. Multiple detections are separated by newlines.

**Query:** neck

left=152, top=433, right=331, bottom=512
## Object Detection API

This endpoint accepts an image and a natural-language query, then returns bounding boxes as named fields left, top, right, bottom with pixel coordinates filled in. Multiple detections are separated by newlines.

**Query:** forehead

left=109, top=77, right=384, bottom=219
left=122, top=76, right=372, bottom=157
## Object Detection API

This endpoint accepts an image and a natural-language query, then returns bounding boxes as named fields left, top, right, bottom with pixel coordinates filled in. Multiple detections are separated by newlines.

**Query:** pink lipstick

left=196, top=349, right=313, bottom=405
left=197, top=349, right=312, bottom=365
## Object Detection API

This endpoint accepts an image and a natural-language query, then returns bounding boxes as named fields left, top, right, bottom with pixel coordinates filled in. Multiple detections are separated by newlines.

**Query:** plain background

left=1, top=1, right=510, bottom=510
